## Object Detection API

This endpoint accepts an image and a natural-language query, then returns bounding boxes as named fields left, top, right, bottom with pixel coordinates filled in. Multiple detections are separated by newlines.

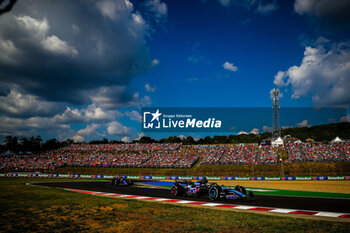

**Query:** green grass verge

left=1, top=178, right=350, bottom=232
left=244, top=188, right=350, bottom=199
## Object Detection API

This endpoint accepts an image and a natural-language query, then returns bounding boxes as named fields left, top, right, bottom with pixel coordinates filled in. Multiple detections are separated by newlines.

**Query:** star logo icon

left=150, top=109, right=162, bottom=122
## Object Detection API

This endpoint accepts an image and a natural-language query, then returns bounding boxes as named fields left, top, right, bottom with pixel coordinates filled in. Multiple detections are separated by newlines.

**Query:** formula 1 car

left=170, top=178, right=255, bottom=201
left=170, top=178, right=211, bottom=198
left=208, top=184, right=255, bottom=201
left=110, top=176, right=134, bottom=186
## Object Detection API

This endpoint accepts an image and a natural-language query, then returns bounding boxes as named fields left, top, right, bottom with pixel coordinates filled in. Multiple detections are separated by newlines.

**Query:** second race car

left=110, top=176, right=134, bottom=186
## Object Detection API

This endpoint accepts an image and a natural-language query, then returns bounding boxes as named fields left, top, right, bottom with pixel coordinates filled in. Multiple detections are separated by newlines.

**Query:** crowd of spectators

left=60, top=143, right=181, bottom=152
left=1, top=142, right=349, bottom=171
left=221, top=145, right=258, bottom=165
left=197, top=144, right=280, bottom=165
left=197, top=145, right=227, bottom=165
left=286, top=143, right=349, bottom=162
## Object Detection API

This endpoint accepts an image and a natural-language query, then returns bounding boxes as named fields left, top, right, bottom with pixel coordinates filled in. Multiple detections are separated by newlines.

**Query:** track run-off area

left=30, top=180, right=350, bottom=221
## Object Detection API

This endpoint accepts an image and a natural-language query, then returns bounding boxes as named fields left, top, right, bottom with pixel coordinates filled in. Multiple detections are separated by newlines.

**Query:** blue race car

left=170, top=178, right=255, bottom=201
left=110, top=176, right=134, bottom=186
left=208, top=184, right=255, bottom=201
left=170, top=178, right=210, bottom=198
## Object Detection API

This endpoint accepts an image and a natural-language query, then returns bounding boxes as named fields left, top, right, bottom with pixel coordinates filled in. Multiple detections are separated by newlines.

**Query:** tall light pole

left=272, top=88, right=281, bottom=141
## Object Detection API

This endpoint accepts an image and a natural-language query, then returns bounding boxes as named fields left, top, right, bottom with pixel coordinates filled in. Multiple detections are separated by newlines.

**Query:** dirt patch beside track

left=215, top=180, right=350, bottom=193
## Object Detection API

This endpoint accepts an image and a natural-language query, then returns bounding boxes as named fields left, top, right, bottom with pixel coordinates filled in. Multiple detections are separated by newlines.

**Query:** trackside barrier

left=1, top=173, right=350, bottom=180
left=281, top=177, right=296, bottom=181
left=152, top=176, right=167, bottom=179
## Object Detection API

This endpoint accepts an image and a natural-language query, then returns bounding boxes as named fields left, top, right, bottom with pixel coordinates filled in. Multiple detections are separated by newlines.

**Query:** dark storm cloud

left=294, top=0, right=350, bottom=26
left=0, top=87, right=65, bottom=118
left=0, top=0, right=152, bottom=106
left=91, top=85, right=151, bottom=110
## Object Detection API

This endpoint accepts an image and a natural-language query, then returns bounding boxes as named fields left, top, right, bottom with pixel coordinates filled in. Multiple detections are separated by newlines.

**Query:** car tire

left=171, top=185, right=181, bottom=197
left=209, top=186, right=220, bottom=200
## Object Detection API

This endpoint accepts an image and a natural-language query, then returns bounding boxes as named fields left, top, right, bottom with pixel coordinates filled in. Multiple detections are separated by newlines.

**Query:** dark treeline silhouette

left=0, top=136, right=73, bottom=154
left=1, top=122, right=349, bottom=154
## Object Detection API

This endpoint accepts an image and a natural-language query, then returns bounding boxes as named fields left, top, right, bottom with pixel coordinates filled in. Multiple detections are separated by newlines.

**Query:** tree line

left=0, top=136, right=73, bottom=154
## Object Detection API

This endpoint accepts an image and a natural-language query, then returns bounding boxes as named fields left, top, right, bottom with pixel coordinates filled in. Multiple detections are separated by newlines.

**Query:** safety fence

left=1, top=173, right=349, bottom=181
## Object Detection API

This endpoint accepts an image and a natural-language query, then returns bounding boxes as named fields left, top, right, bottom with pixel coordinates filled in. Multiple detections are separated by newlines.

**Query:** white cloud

left=144, top=0, right=168, bottom=22
left=145, top=83, right=156, bottom=92
left=126, top=110, right=142, bottom=122
left=16, top=15, right=49, bottom=37
left=16, top=15, right=78, bottom=57
left=250, top=128, right=259, bottom=134
left=0, top=0, right=153, bottom=108
left=84, top=104, right=121, bottom=121
left=54, top=104, right=121, bottom=123
left=151, top=58, right=159, bottom=66
left=218, top=0, right=278, bottom=15
left=223, top=61, right=238, bottom=72
left=273, top=71, right=287, bottom=87
left=107, top=121, right=131, bottom=136
left=0, top=0, right=164, bottom=139
left=76, top=124, right=104, bottom=137
left=121, top=136, right=131, bottom=142
left=131, top=12, right=145, bottom=27
left=96, top=0, right=133, bottom=21
left=0, top=88, right=62, bottom=117
left=0, top=40, right=18, bottom=64
left=41, top=35, right=78, bottom=57
left=274, top=41, right=350, bottom=106
left=296, top=120, right=311, bottom=127
left=54, top=107, right=85, bottom=123
left=256, top=2, right=279, bottom=15
left=73, top=135, right=85, bottom=143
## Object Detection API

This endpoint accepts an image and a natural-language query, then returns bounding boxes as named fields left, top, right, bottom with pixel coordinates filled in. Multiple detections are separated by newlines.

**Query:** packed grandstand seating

left=1, top=142, right=350, bottom=171
left=286, top=143, right=349, bottom=162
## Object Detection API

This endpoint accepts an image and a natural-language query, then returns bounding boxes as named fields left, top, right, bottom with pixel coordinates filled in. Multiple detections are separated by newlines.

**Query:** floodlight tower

left=272, top=88, right=281, bottom=140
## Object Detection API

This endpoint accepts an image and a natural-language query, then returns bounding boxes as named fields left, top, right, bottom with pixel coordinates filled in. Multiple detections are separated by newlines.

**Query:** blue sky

left=136, top=0, right=307, bottom=107
left=0, top=0, right=349, bottom=142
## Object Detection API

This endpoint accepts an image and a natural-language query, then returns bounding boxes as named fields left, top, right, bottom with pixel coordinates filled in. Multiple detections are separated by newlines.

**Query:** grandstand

left=1, top=142, right=350, bottom=172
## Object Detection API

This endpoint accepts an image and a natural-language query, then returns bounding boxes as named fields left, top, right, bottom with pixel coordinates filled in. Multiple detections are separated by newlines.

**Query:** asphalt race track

left=33, top=181, right=350, bottom=213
